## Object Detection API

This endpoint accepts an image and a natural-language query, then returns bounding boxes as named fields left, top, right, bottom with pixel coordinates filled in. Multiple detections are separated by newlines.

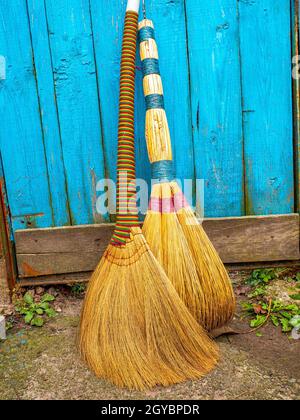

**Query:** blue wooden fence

left=0, top=0, right=296, bottom=231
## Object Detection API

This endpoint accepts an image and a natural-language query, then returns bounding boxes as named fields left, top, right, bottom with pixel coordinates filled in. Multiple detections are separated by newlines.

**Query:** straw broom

left=79, top=0, right=218, bottom=391
left=139, top=19, right=236, bottom=331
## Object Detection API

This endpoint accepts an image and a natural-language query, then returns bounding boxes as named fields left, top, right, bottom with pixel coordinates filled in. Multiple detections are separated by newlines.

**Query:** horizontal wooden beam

left=14, top=214, right=300, bottom=279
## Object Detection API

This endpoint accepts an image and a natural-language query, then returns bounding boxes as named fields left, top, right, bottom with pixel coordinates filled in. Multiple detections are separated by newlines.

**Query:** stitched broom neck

left=112, top=11, right=140, bottom=245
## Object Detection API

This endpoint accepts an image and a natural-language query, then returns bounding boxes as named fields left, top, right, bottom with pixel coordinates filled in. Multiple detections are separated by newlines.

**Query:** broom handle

left=138, top=20, right=175, bottom=183
left=112, top=1, right=141, bottom=245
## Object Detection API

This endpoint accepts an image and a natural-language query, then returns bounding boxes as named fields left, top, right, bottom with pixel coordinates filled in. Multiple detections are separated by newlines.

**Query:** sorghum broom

left=79, top=0, right=219, bottom=391
left=139, top=19, right=236, bottom=331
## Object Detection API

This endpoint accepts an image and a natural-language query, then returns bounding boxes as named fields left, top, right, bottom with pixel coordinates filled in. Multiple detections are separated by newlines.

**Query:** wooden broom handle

left=138, top=20, right=173, bottom=165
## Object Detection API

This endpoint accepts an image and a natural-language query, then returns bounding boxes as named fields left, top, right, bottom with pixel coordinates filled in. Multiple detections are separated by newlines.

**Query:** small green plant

left=242, top=300, right=300, bottom=333
left=71, top=283, right=86, bottom=295
left=245, top=269, right=281, bottom=299
left=15, top=292, right=57, bottom=327
left=246, top=269, right=280, bottom=288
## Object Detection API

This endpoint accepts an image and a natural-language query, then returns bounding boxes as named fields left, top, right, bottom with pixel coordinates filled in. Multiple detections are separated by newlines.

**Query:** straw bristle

left=143, top=183, right=236, bottom=332
left=79, top=227, right=219, bottom=390
left=143, top=184, right=208, bottom=322
left=172, top=182, right=236, bottom=331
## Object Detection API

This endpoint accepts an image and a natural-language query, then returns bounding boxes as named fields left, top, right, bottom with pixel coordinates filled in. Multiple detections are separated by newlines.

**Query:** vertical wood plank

left=89, top=0, right=130, bottom=197
left=0, top=0, right=53, bottom=229
left=292, top=0, right=300, bottom=212
left=45, top=0, right=106, bottom=225
left=185, top=0, right=244, bottom=217
left=239, top=0, right=294, bottom=215
left=0, top=153, right=16, bottom=298
left=27, top=0, right=71, bottom=226
left=141, top=0, right=195, bottom=184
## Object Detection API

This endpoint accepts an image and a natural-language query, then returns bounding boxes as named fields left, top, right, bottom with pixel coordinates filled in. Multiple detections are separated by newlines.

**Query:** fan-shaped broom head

left=139, top=19, right=236, bottom=331
left=79, top=227, right=219, bottom=390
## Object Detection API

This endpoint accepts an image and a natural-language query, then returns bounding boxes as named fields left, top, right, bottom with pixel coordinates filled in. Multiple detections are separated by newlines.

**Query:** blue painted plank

left=140, top=0, right=195, bottom=184
left=239, top=0, right=294, bottom=215
left=185, top=0, right=244, bottom=217
left=89, top=1, right=131, bottom=193
left=91, top=0, right=194, bottom=214
left=0, top=0, right=53, bottom=230
left=27, top=0, right=71, bottom=226
left=45, top=0, right=106, bottom=224
left=90, top=0, right=151, bottom=215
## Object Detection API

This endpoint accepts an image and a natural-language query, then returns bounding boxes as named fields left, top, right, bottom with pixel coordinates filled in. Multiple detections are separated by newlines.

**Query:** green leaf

left=23, top=292, right=34, bottom=305
left=280, top=318, right=292, bottom=333
left=296, top=273, right=300, bottom=282
left=256, top=332, right=263, bottom=337
left=31, top=317, right=44, bottom=327
left=41, top=293, right=55, bottom=303
left=39, top=302, right=50, bottom=310
left=241, top=302, right=254, bottom=312
left=290, top=294, right=300, bottom=301
left=45, top=308, right=56, bottom=318
left=280, top=311, right=293, bottom=320
left=250, top=315, right=266, bottom=328
left=36, top=308, right=44, bottom=315
left=271, top=315, right=280, bottom=327
left=24, top=312, right=34, bottom=324
left=248, top=287, right=266, bottom=298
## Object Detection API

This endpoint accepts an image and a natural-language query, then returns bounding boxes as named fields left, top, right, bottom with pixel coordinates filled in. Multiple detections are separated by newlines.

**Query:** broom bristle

left=79, top=227, right=219, bottom=390
left=143, top=183, right=235, bottom=331
left=143, top=184, right=208, bottom=323
left=171, top=182, right=236, bottom=331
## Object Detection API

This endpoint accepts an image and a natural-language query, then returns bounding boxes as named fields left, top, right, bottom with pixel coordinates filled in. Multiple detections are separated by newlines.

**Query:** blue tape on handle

left=138, top=26, right=155, bottom=43
left=145, top=94, right=165, bottom=110
left=152, top=160, right=175, bottom=184
left=142, top=58, right=160, bottom=76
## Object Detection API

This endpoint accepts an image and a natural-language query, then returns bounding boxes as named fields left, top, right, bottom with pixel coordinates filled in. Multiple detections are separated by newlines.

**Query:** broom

left=139, top=18, right=236, bottom=331
left=79, top=0, right=219, bottom=391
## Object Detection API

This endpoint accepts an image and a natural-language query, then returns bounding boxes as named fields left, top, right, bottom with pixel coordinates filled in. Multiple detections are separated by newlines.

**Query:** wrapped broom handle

left=112, top=1, right=141, bottom=245
left=138, top=19, right=175, bottom=183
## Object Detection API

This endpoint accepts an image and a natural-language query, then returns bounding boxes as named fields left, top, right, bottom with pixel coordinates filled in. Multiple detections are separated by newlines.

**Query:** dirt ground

left=0, top=270, right=300, bottom=400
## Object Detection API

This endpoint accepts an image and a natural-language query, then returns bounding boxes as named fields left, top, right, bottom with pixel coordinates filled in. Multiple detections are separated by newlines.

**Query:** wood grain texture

left=292, top=0, right=300, bottom=212
left=44, top=0, right=106, bottom=225
left=18, top=271, right=91, bottom=287
left=0, top=156, right=15, bottom=300
left=15, top=214, right=300, bottom=278
left=239, top=0, right=294, bottom=215
left=203, top=214, right=299, bottom=263
left=27, top=0, right=71, bottom=226
left=140, top=0, right=195, bottom=183
left=0, top=0, right=53, bottom=230
left=185, top=0, right=244, bottom=217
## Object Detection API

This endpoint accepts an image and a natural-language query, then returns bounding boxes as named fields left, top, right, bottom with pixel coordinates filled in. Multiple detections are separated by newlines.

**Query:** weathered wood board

left=15, top=214, right=300, bottom=279
left=0, top=157, right=15, bottom=302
